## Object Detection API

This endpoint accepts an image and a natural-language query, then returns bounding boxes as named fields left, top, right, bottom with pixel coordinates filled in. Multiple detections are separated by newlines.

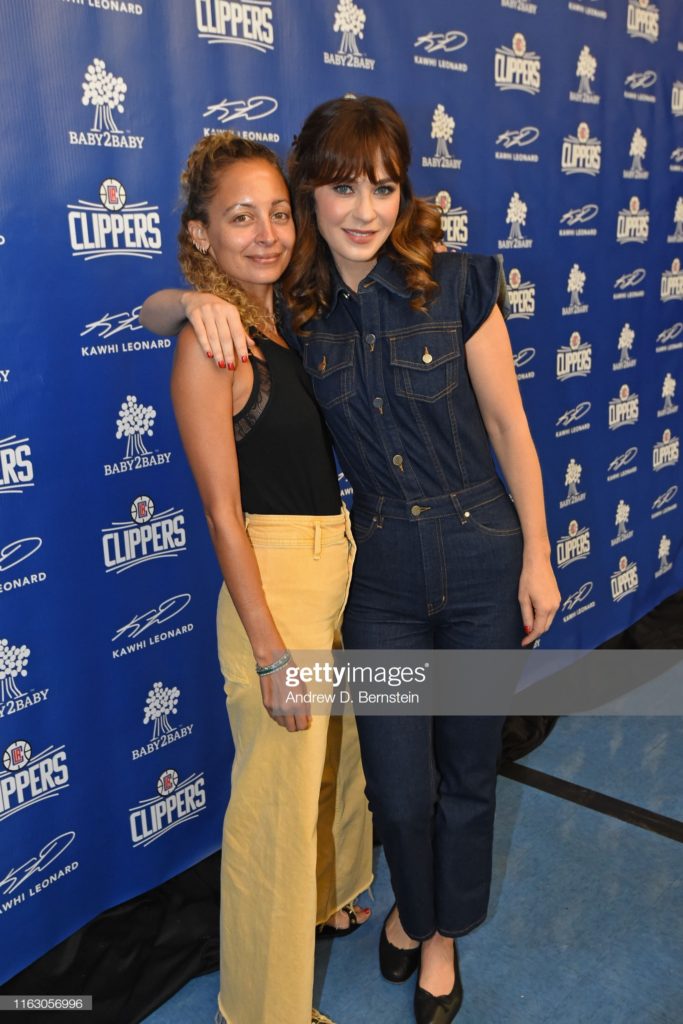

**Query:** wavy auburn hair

left=284, top=96, right=442, bottom=332
left=178, top=132, right=287, bottom=332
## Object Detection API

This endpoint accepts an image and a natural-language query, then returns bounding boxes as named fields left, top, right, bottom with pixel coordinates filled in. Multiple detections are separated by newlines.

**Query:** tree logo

left=613, top=324, right=636, bottom=371
left=667, top=199, right=683, bottom=243
left=506, top=268, right=536, bottom=320
left=560, top=458, right=586, bottom=508
left=82, top=59, right=127, bottom=134
left=624, top=128, right=649, bottom=180
left=617, top=196, right=649, bottom=245
left=421, top=106, right=461, bottom=170
left=495, top=34, right=541, bottom=95
left=611, top=499, right=634, bottom=546
left=435, top=191, right=468, bottom=250
left=116, top=396, right=156, bottom=459
left=655, top=536, right=673, bottom=577
left=499, top=192, right=532, bottom=250
left=626, top=0, right=659, bottom=44
left=324, top=1, right=374, bottom=69
left=0, top=640, right=29, bottom=704
left=658, top=373, right=678, bottom=417
left=563, top=264, right=589, bottom=316
left=570, top=46, right=599, bottom=104
left=144, top=682, right=180, bottom=741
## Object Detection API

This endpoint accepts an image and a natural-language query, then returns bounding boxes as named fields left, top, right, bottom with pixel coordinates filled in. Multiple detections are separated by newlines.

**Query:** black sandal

left=316, top=901, right=368, bottom=939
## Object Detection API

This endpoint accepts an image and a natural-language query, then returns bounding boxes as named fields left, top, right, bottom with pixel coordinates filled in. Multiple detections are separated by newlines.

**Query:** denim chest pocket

left=303, top=337, right=355, bottom=409
left=388, top=325, right=461, bottom=403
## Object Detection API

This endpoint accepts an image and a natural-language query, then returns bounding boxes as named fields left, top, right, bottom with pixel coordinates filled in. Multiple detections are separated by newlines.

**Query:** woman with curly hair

left=144, top=96, right=560, bottom=1024
left=167, top=131, right=373, bottom=1024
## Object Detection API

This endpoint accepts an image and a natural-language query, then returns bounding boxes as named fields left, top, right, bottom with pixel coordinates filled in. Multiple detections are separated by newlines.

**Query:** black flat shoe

left=317, top=902, right=369, bottom=939
left=379, top=904, right=421, bottom=983
left=414, top=942, right=463, bottom=1024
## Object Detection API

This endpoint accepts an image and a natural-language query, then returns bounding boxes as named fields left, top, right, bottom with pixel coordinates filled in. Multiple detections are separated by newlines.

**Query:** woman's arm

left=465, top=304, right=561, bottom=646
left=171, top=323, right=309, bottom=729
left=141, top=289, right=251, bottom=368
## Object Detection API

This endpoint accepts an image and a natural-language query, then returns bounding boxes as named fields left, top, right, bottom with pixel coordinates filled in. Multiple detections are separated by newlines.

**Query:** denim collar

left=324, top=253, right=412, bottom=318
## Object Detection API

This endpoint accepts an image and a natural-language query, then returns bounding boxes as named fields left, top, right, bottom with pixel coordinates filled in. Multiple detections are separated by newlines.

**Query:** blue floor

left=142, top=717, right=683, bottom=1024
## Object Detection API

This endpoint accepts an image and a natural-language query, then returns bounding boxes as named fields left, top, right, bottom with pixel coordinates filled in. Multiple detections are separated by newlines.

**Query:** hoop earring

left=193, top=239, right=209, bottom=255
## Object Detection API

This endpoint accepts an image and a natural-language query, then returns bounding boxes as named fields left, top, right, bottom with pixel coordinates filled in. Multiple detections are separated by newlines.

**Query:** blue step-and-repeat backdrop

left=1, top=0, right=682, bottom=983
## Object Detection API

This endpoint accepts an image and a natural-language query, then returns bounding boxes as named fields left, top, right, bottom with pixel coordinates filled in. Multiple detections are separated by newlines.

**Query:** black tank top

left=233, top=334, right=341, bottom=515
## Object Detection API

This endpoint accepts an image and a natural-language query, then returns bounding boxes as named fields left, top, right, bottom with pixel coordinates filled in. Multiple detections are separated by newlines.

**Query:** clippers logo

left=614, top=267, right=646, bottom=301
left=624, top=128, right=648, bottom=179
left=131, top=682, right=194, bottom=761
left=0, top=536, right=46, bottom=597
left=495, top=126, right=540, bottom=164
left=101, top=496, right=186, bottom=574
left=435, top=192, right=468, bottom=250
left=652, top=429, right=679, bottom=471
left=561, top=458, right=586, bottom=508
left=494, top=33, right=541, bottom=94
left=413, top=30, right=468, bottom=73
left=556, top=519, right=591, bottom=569
left=561, top=122, right=601, bottom=175
left=617, top=196, right=649, bottom=244
left=607, top=446, right=638, bottom=482
left=556, top=401, right=591, bottom=438
left=655, top=536, right=673, bottom=578
left=112, top=593, right=194, bottom=660
left=667, top=199, right=683, bottom=243
left=0, top=436, right=34, bottom=496
left=613, top=324, right=636, bottom=370
left=203, top=96, right=280, bottom=141
left=561, top=581, right=596, bottom=623
left=610, top=556, right=639, bottom=603
left=80, top=306, right=171, bottom=358
left=661, top=259, right=683, bottom=302
left=69, top=58, right=143, bottom=150
left=624, top=69, right=657, bottom=103
left=674, top=83, right=683, bottom=117
left=656, top=322, right=683, bottom=353
left=501, top=0, right=538, bottom=12
left=557, top=331, right=591, bottom=381
left=104, top=395, right=172, bottom=476
left=570, top=46, right=600, bottom=104
left=611, top=499, right=634, bottom=546
left=568, top=1, right=607, bottom=19
left=626, top=0, right=659, bottom=43
left=0, top=638, right=49, bottom=719
left=324, top=1, right=375, bottom=70
left=499, top=192, right=532, bottom=249
left=68, top=179, right=161, bottom=260
left=658, top=373, right=678, bottom=417
left=422, top=106, right=461, bottom=170
left=129, top=769, right=206, bottom=848
left=563, top=263, right=588, bottom=315
left=196, top=0, right=274, bottom=51
left=0, top=831, right=78, bottom=907
left=506, top=268, right=536, bottom=320
left=0, top=742, right=69, bottom=822
left=513, top=347, right=536, bottom=381
left=608, top=384, right=639, bottom=430
left=651, top=484, right=678, bottom=520
left=559, top=203, right=598, bottom=238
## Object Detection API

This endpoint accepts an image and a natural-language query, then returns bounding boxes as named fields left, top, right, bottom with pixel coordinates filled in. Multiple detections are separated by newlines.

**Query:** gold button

left=392, top=454, right=404, bottom=468
left=464, top=511, right=470, bottom=519
left=422, top=346, right=433, bottom=365
left=411, top=505, right=422, bottom=517
left=318, top=354, right=327, bottom=372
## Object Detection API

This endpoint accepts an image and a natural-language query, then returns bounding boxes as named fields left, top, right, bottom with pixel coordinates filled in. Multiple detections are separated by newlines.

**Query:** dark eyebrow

left=224, top=198, right=291, bottom=213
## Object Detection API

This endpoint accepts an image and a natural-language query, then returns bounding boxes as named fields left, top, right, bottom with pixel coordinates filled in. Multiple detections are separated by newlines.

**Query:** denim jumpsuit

left=291, top=251, right=524, bottom=941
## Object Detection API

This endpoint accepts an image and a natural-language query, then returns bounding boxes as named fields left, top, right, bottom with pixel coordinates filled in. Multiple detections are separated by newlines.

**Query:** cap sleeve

left=461, top=254, right=510, bottom=342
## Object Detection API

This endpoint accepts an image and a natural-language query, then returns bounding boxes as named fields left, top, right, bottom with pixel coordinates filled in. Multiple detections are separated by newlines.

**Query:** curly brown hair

left=178, top=132, right=287, bottom=332
left=283, top=96, right=443, bottom=332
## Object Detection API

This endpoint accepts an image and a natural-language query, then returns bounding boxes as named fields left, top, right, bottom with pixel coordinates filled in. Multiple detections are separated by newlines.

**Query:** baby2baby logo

left=0, top=639, right=49, bottom=720
left=68, top=57, right=144, bottom=150
left=324, top=0, right=375, bottom=69
left=104, top=395, right=172, bottom=476
left=131, top=681, right=194, bottom=761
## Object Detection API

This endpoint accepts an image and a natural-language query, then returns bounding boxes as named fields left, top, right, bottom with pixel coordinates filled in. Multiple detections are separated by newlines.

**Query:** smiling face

left=313, top=164, right=401, bottom=292
left=188, top=158, right=295, bottom=304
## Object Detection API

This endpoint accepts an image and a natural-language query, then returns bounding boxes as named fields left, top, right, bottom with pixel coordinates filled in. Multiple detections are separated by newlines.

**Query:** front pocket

left=350, top=507, right=380, bottom=545
left=465, top=493, right=522, bottom=536
left=388, top=329, right=461, bottom=403
left=303, top=338, right=356, bottom=409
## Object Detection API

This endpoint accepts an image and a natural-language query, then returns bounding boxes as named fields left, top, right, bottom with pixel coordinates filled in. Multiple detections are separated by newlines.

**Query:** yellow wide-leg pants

left=216, top=509, right=373, bottom=1024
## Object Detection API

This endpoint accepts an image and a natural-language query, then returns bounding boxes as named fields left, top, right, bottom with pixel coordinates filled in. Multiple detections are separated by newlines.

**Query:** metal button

left=318, top=354, right=327, bottom=372
left=422, top=346, right=433, bottom=365
left=392, top=454, right=404, bottom=471
left=411, top=505, right=423, bottom=518
left=366, top=333, right=376, bottom=345
left=464, top=511, right=470, bottom=519
left=342, top=290, right=350, bottom=299
left=372, top=397, right=384, bottom=414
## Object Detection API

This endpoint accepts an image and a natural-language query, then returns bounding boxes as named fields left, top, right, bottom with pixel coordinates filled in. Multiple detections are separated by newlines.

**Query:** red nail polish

left=241, top=354, right=249, bottom=363
left=227, top=362, right=235, bottom=371
left=523, top=625, right=532, bottom=634
left=218, top=360, right=226, bottom=368
left=207, top=351, right=214, bottom=359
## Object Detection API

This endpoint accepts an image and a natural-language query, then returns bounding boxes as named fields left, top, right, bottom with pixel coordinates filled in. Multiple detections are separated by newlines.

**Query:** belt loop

left=314, top=520, right=322, bottom=560
left=377, top=495, right=385, bottom=529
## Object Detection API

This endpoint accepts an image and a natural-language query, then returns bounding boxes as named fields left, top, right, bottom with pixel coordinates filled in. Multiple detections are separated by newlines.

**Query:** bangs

left=310, top=112, right=405, bottom=186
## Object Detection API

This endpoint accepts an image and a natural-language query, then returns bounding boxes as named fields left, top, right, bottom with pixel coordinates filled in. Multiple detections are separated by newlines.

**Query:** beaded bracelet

left=255, top=650, right=292, bottom=677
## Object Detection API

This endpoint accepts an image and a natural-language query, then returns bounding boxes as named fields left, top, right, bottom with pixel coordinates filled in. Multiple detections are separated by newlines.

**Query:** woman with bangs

left=143, top=96, right=560, bottom=1024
